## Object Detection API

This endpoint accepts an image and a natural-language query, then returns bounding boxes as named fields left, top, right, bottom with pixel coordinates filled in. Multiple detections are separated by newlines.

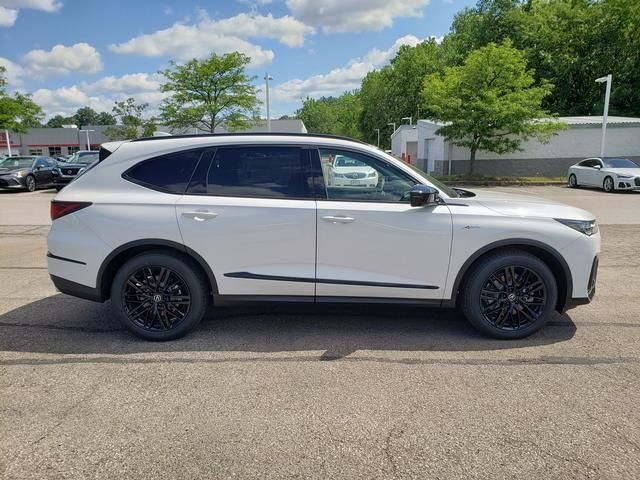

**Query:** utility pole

left=374, top=128, right=380, bottom=148
left=401, top=116, right=412, bottom=125
left=4, top=129, right=11, bottom=156
left=595, top=74, right=612, bottom=158
left=79, top=129, right=95, bottom=150
left=264, top=73, right=273, bottom=132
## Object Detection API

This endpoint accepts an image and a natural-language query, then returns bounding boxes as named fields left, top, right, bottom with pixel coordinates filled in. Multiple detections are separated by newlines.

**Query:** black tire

left=460, top=250, right=558, bottom=339
left=25, top=175, right=36, bottom=192
left=111, top=251, right=209, bottom=340
left=603, top=176, right=615, bottom=193
left=568, top=174, right=578, bottom=188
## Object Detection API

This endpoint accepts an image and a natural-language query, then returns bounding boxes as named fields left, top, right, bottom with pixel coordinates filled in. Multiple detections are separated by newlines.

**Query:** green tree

left=159, top=52, right=260, bottom=133
left=0, top=67, right=44, bottom=134
left=295, top=91, right=362, bottom=139
left=74, top=106, right=99, bottom=126
left=45, top=115, right=76, bottom=128
left=422, top=41, right=564, bottom=174
left=95, top=111, right=116, bottom=125
left=104, top=97, right=156, bottom=140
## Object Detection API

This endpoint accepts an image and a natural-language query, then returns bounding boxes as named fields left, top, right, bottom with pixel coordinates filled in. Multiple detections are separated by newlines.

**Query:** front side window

left=205, top=146, right=313, bottom=199
left=124, top=149, right=203, bottom=194
left=319, top=149, right=416, bottom=202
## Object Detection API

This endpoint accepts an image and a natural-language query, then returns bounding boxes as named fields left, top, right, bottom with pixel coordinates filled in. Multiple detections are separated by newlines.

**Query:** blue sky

left=0, top=0, right=474, bottom=120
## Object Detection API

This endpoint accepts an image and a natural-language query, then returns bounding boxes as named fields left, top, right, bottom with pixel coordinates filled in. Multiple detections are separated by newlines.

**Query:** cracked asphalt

left=1, top=186, right=639, bottom=479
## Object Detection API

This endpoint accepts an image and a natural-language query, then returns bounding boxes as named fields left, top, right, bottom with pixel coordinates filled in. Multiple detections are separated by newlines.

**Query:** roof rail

left=130, top=132, right=369, bottom=146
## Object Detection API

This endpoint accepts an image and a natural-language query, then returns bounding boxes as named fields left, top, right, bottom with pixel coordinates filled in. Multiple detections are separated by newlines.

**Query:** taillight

left=50, top=201, right=92, bottom=221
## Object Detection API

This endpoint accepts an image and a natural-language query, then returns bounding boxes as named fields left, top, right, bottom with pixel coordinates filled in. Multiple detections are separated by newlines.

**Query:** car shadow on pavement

left=0, top=294, right=577, bottom=358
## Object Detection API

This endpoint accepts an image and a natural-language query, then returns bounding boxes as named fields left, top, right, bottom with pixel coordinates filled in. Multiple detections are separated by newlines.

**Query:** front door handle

left=182, top=211, right=218, bottom=222
left=321, top=215, right=355, bottom=224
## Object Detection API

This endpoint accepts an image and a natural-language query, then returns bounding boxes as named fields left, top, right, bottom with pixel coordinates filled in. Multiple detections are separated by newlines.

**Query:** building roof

left=558, top=116, right=640, bottom=125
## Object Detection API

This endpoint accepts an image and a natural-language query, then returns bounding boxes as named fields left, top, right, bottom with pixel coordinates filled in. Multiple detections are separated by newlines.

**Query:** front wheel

left=603, top=176, right=615, bottom=193
left=568, top=174, right=578, bottom=188
left=25, top=175, right=36, bottom=192
left=111, top=251, right=209, bottom=340
left=460, top=250, right=558, bottom=339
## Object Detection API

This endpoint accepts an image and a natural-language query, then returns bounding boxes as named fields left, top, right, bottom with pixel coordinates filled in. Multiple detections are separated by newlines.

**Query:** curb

left=440, top=181, right=567, bottom=187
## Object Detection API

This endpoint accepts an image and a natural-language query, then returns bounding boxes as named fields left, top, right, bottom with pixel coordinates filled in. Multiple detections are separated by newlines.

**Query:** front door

left=177, top=145, right=317, bottom=297
left=314, top=148, right=452, bottom=300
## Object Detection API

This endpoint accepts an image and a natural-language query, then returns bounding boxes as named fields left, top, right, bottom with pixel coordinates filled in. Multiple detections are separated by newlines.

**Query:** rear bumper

left=50, top=274, right=104, bottom=302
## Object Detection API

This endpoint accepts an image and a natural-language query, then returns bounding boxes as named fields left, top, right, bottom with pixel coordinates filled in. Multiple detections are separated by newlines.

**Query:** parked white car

left=567, top=157, right=640, bottom=192
left=329, top=154, right=379, bottom=188
left=47, top=134, right=600, bottom=341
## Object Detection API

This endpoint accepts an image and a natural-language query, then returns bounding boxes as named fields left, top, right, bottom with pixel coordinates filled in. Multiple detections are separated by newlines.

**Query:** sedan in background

left=568, top=157, right=640, bottom=192
left=0, top=156, right=59, bottom=192
left=329, top=154, right=379, bottom=188
left=54, top=151, right=99, bottom=190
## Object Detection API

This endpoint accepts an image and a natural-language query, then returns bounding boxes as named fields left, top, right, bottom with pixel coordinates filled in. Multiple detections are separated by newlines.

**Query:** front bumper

left=616, top=177, right=640, bottom=190
left=563, top=255, right=599, bottom=312
left=0, top=176, right=26, bottom=189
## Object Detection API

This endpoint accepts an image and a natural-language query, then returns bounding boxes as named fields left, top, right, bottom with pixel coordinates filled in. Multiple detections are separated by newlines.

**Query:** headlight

left=617, top=174, right=632, bottom=179
left=12, top=171, right=25, bottom=178
left=366, top=172, right=377, bottom=178
left=332, top=172, right=345, bottom=178
left=554, top=218, right=598, bottom=236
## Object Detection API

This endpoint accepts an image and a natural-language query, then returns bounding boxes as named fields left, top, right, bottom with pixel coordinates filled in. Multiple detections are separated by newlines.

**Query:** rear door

left=314, top=148, right=452, bottom=300
left=176, top=145, right=317, bottom=297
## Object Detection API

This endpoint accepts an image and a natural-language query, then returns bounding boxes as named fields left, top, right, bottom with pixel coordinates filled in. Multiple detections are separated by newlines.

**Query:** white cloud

left=286, top=0, right=429, bottom=33
left=108, top=11, right=313, bottom=66
left=0, top=6, right=18, bottom=26
left=30, top=72, right=169, bottom=118
left=0, top=0, right=61, bottom=27
left=23, top=43, right=103, bottom=76
left=0, top=56, right=24, bottom=85
left=271, top=35, right=422, bottom=103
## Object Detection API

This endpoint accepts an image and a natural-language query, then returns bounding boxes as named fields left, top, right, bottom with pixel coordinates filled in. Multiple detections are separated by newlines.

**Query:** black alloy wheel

left=460, top=250, right=557, bottom=339
left=111, top=251, right=208, bottom=340
left=122, top=266, right=191, bottom=332
left=479, top=265, right=547, bottom=331
left=25, top=175, right=36, bottom=192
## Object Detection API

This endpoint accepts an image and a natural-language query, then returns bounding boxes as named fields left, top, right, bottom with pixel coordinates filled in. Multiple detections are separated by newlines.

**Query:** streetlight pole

left=595, top=74, right=612, bottom=158
left=374, top=128, right=380, bottom=148
left=387, top=122, right=396, bottom=133
left=264, top=73, right=273, bottom=133
left=79, top=129, right=95, bottom=150
left=401, top=116, right=412, bottom=125
left=4, top=129, right=11, bottom=156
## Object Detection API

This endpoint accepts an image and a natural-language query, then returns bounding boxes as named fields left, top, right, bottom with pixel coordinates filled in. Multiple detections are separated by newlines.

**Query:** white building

left=390, top=124, right=418, bottom=163
left=391, top=116, right=640, bottom=176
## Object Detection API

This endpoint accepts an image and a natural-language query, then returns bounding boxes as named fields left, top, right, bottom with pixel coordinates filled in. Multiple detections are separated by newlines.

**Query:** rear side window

left=205, top=146, right=313, bottom=199
left=124, top=149, right=203, bottom=194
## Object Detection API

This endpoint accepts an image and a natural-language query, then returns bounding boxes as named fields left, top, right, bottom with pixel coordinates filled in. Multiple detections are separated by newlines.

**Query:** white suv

left=47, top=134, right=600, bottom=340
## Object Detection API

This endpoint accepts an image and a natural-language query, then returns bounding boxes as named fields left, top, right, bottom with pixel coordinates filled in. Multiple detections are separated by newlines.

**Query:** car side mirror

left=410, top=184, right=440, bottom=207
left=594, top=165, right=601, bottom=170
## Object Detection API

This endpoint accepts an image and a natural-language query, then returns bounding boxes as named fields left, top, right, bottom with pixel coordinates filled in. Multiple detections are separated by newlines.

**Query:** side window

left=124, top=149, right=203, bottom=194
left=319, top=149, right=416, bottom=202
left=206, top=146, right=313, bottom=199
left=35, top=159, right=47, bottom=168
left=47, top=158, right=57, bottom=167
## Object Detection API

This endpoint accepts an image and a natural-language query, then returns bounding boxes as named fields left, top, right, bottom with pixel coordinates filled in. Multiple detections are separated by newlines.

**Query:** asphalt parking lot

left=1, top=186, right=639, bottom=479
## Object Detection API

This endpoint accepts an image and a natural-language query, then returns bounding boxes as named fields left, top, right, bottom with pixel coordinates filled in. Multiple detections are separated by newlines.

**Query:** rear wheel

left=25, top=175, right=36, bottom=192
left=460, top=250, right=558, bottom=339
left=603, top=176, right=615, bottom=193
left=568, top=174, right=578, bottom=188
left=111, top=251, right=209, bottom=340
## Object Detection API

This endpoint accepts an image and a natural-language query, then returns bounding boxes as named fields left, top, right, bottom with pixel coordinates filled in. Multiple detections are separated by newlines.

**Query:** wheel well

left=98, top=242, right=217, bottom=301
left=453, top=243, right=570, bottom=312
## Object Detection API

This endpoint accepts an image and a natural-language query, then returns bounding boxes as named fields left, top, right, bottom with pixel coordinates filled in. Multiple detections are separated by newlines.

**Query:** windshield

left=403, top=162, right=460, bottom=198
left=335, top=156, right=367, bottom=167
left=604, top=158, right=639, bottom=168
left=0, top=157, right=34, bottom=169
left=77, top=154, right=99, bottom=164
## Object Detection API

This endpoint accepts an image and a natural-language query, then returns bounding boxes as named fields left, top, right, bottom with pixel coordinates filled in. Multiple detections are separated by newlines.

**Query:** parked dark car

left=53, top=151, right=99, bottom=190
left=0, top=156, right=59, bottom=192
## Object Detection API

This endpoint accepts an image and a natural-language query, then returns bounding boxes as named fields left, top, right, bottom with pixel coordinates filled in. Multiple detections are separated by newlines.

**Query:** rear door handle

left=321, top=215, right=355, bottom=224
left=182, top=211, right=218, bottom=222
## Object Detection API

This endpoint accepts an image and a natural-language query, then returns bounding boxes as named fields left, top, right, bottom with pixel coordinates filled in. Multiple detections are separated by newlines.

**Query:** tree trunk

left=469, top=145, right=477, bottom=175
